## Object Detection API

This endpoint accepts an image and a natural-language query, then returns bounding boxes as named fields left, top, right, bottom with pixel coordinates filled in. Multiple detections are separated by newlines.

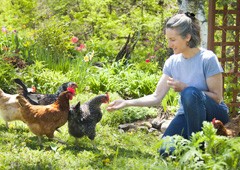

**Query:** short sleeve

left=163, top=57, right=172, bottom=77
left=204, top=55, right=223, bottom=78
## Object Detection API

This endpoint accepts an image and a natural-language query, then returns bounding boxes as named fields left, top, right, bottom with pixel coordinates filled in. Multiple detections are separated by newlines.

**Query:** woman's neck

left=182, top=47, right=200, bottom=59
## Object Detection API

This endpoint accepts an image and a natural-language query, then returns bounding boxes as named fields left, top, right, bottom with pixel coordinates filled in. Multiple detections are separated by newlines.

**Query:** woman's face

left=165, top=28, right=190, bottom=54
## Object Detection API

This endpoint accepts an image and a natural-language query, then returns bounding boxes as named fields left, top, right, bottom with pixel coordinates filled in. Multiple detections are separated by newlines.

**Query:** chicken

left=17, top=87, right=76, bottom=144
left=212, top=115, right=240, bottom=137
left=68, top=93, right=110, bottom=146
left=0, top=88, right=24, bottom=128
left=14, top=78, right=78, bottom=105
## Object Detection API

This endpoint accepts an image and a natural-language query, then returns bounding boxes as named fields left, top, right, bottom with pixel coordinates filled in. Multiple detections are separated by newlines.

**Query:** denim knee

left=181, top=86, right=203, bottom=106
left=159, top=146, right=175, bottom=158
left=158, top=137, right=176, bottom=158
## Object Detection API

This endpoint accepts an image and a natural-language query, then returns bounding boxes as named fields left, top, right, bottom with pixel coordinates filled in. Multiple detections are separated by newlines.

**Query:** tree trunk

left=178, top=0, right=207, bottom=48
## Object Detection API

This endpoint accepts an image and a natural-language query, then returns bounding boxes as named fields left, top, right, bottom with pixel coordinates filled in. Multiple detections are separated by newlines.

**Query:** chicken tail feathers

left=14, top=78, right=39, bottom=105
left=14, top=78, right=29, bottom=93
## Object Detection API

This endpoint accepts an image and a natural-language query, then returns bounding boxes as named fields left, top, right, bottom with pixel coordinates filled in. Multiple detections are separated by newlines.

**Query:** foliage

left=16, top=61, right=71, bottom=93
left=0, top=0, right=178, bottom=96
left=0, top=112, right=239, bottom=169
left=101, top=92, right=159, bottom=126
left=158, top=121, right=240, bottom=169
left=0, top=0, right=37, bottom=29
left=0, top=59, right=18, bottom=93
left=0, top=0, right=239, bottom=168
left=0, top=0, right=176, bottom=67
left=86, top=60, right=161, bottom=99
left=210, top=0, right=240, bottom=115
left=161, top=88, right=179, bottom=113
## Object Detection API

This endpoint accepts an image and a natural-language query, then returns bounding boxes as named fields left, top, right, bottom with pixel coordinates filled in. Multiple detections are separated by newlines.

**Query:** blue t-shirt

left=163, top=48, right=223, bottom=113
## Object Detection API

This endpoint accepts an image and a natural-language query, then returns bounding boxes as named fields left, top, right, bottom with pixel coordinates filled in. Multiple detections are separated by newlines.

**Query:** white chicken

left=0, top=88, right=24, bottom=128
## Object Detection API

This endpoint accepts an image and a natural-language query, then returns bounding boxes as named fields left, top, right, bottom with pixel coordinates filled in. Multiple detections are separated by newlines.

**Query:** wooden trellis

left=208, top=0, right=240, bottom=116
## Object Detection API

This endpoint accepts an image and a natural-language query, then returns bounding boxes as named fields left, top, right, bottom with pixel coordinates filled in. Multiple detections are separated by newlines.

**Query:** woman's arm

left=107, top=74, right=170, bottom=111
left=204, top=73, right=223, bottom=103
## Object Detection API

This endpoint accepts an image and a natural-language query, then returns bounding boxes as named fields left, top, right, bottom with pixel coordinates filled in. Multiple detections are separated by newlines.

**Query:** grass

left=0, top=120, right=165, bottom=169
left=0, top=100, right=166, bottom=169
left=2, top=92, right=239, bottom=169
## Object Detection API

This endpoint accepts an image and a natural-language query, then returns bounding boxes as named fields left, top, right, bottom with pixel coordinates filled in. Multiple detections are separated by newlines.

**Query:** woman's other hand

left=167, top=77, right=187, bottom=92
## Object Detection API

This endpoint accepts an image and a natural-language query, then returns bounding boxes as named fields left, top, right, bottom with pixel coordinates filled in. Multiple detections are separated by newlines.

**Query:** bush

left=0, top=59, right=18, bottom=93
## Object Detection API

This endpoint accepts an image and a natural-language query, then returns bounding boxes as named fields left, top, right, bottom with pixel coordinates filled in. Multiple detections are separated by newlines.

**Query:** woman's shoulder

left=168, top=53, right=182, bottom=60
left=164, top=54, right=181, bottom=66
left=200, top=48, right=216, bottom=59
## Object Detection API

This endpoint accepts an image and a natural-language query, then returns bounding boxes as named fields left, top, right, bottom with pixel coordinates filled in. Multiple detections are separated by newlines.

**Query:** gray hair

left=165, top=13, right=201, bottom=48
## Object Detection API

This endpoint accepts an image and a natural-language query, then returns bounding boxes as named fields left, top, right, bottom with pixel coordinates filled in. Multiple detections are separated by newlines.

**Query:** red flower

left=71, top=36, right=78, bottom=43
left=145, top=59, right=150, bottom=63
left=76, top=44, right=86, bottom=51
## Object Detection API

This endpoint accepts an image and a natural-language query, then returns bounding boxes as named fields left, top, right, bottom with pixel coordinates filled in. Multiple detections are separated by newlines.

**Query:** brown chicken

left=212, top=115, right=240, bottom=137
left=17, top=87, right=75, bottom=144
left=0, top=88, right=24, bottom=128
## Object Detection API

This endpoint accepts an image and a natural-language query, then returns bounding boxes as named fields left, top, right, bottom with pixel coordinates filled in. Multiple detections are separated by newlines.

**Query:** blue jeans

left=159, top=86, right=229, bottom=156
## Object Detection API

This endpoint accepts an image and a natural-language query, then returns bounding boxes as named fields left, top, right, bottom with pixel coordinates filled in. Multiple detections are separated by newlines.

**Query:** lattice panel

left=208, top=0, right=240, bottom=115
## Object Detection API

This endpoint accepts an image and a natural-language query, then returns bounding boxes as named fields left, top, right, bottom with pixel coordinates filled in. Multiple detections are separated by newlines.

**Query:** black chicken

left=14, top=78, right=78, bottom=105
left=68, top=93, right=110, bottom=147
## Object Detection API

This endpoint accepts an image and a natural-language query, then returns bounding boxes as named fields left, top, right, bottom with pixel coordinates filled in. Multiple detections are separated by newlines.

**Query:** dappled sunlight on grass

left=0, top=118, right=163, bottom=169
left=0, top=113, right=239, bottom=169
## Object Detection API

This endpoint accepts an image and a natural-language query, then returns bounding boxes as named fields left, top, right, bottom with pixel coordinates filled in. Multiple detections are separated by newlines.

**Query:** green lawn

left=0, top=117, right=167, bottom=169
left=1, top=93, right=239, bottom=170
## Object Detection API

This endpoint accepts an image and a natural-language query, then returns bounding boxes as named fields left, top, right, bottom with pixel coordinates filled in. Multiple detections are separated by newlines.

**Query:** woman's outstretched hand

left=106, top=99, right=127, bottom=112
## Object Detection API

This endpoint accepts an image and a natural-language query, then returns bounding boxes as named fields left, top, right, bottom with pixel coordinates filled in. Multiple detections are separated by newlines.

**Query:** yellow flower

left=84, top=55, right=89, bottom=62
left=103, top=158, right=111, bottom=165
left=83, top=50, right=94, bottom=62
left=23, top=41, right=30, bottom=47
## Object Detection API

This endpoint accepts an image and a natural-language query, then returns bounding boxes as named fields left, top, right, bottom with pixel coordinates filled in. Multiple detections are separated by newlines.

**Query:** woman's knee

left=181, top=86, right=203, bottom=105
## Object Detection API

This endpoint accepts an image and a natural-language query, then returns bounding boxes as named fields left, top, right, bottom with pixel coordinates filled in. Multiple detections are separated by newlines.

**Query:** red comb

left=67, top=87, right=75, bottom=95
left=32, top=86, right=36, bottom=93
left=212, top=118, right=216, bottom=124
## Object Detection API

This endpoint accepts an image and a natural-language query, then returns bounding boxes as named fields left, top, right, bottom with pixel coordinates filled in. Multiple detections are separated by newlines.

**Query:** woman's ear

left=186, top=34, right=191, bottom=42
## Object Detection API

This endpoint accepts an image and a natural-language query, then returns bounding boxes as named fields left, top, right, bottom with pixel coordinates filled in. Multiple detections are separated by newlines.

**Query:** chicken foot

left=51, top=137, right=68, bottom=145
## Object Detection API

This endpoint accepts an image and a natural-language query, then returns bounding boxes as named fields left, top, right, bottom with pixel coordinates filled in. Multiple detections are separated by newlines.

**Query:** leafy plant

left=0, top=59, right=18, bottom=93
left=86, top=61, right=161, bottom=99
left=159, top=121, right=240, bottom=169
left=32, top=17, right=72, bottom=71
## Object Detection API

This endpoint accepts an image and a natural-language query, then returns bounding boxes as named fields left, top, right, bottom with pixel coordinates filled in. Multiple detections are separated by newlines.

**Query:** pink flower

left=150, top=55, right=155, bottom=59
left=71, top=36, right=78, bottom=43
left=145, top=59, right=150, bottom=63
left=2, top=27, right=7, bottom=33
left=76, top=44, right=86, bottom=51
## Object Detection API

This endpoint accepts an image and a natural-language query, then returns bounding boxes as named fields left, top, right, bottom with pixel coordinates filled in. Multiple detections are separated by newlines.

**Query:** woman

left=107, top=12, right=229, bottom=156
